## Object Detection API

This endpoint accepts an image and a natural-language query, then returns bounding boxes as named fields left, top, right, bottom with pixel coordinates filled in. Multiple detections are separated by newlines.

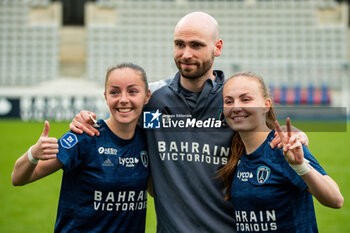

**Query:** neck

left=105, top=118, right=136, bottom=140
left=239, top=127, right=271, bottom=154
left=180, top=70, right=215, bottom=92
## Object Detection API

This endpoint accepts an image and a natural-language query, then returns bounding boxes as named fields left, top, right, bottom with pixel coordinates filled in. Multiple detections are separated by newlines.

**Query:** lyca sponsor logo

left=237, top=171, right=254, bottom=182
left=119, top=157, right=139, bottom=167
left=98, top=147, right=117, bottom=155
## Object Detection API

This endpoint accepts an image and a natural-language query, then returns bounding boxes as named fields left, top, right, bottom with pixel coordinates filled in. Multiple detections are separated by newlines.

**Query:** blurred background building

left=0, top=0, right=349, bottom=121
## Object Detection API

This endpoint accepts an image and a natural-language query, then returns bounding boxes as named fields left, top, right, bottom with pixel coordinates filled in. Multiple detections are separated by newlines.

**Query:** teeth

left=118, top=108, right=132, bottom=113
left=233, top=116, right=246, bottom=120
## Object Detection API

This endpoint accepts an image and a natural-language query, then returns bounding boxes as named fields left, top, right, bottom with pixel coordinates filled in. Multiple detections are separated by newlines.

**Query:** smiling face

left=104, top=67, right=150, bottom=128
left=173, top=29, right=215, bottom=80
left=173, top=12, right=222, bottom=81
left=223, top=75, right=272, bottom=132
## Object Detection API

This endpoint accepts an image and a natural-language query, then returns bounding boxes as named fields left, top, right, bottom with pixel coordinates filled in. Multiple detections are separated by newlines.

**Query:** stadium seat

left=1, top=0, right=346, bottom=108
left=85, top=0, right=347, bottom=100
left=270, top=85, right=331, bottom=105
left=0, top=0, right=59, bottom=86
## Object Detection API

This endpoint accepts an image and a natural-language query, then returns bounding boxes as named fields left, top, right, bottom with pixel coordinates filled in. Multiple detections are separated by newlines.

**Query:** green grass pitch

left=0, top=120, right=349, bottom=232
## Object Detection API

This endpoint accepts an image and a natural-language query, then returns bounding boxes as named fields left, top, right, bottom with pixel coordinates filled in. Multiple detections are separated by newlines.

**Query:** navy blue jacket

left=145, top=71, right=236, bottom=233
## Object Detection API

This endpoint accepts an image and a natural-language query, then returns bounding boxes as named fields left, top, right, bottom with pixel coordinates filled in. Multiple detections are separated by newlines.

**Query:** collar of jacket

left=168, top=70, right=225, bottom=94
left=167, top=70, right=225, bottom=117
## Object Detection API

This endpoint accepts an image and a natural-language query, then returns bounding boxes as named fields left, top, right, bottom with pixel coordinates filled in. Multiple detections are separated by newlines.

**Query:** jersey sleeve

left=303, top=145, right=327, bottom=176
left=279, top=148, right=306, bottom=192
left=282, top=145, right=327, bottom=192
left=57, top=131, right=88, bottom=172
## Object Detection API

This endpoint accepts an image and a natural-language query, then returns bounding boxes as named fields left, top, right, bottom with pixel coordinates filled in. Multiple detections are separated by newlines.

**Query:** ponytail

left=217, top=133, right=245, bottom=200
left=266, top=107, right=277, bottom=130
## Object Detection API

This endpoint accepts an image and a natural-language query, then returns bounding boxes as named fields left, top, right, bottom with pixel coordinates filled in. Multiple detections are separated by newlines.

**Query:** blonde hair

left=218, top=71, right=276, bottom=200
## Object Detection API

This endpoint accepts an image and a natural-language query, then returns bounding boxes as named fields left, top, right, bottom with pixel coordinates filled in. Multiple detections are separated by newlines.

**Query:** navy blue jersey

left=55, top=120, right=149, bottom=233
left=231, top=130, right=327, bottom=233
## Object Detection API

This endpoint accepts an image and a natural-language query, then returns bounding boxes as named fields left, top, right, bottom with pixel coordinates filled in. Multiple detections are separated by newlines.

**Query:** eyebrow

left=109, top=84, right=140, bottom=89
left=174, top=39, right=205, bottom=45
left=239, top=93, right=251, bottom=97
left=223, top=92, right=251, bottom=99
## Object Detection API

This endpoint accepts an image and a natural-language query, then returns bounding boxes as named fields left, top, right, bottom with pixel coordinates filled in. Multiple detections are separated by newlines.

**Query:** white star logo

left=150, top=109, right=162, bottom=122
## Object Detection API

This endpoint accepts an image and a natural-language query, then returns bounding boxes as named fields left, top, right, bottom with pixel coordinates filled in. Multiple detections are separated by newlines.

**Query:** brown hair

left=105, top=62, right=149, bottom=91
left=218, top=71, right=276, bottom=200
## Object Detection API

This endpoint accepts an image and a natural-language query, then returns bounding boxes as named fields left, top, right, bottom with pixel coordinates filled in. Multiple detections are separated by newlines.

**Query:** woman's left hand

left=274, top=118, right=304, bottom=165
left=274, top=119, right=344, bottom=209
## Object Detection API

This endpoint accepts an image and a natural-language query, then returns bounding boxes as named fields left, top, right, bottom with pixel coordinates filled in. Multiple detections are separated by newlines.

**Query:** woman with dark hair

left=12, top=63, right=151, bottom=233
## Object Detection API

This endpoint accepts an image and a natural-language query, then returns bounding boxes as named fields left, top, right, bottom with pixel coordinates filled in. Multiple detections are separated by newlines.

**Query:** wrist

left=290, top=159, right=312, bottom=176
left=27, top=146, right=39, bottom=164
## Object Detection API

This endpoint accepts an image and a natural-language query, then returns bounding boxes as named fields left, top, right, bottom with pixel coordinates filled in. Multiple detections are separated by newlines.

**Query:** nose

left=232, top=102, right=243, bottom=112
left=119, top=92, right=129, bottom=104
left=182, top=47, right=193, bottom=60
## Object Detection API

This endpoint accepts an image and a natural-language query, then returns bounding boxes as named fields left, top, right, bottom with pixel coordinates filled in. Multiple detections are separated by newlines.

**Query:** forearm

left=302, top=169, right=343, bottom=208
left=11, top=151, right=37, bottom=186
left=12, top=121, right=63, bottom=186
left=12, top=149, right=63, bottom=186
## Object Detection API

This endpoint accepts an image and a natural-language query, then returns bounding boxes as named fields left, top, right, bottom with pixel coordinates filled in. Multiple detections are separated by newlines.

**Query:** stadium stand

left=85, top=0, right=348, bottom=106
left=270, top=85, right=331, bottom=105
left=0, top=0, right=349, bottom=121
left=0, top=0, right=59, bottom=86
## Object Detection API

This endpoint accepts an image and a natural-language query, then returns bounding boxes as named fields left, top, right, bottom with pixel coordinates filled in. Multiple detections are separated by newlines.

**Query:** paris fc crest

left=257, top=166, right=271, bottom=184
left=140, top=150, right=149, bottom=168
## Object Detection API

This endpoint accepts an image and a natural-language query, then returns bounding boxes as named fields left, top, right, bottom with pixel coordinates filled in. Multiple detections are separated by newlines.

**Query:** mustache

left=179, top=59, right=198, bottom=65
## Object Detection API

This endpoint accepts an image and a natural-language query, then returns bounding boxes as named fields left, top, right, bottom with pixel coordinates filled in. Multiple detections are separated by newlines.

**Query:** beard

left=175, top=51, right=215, bottom=80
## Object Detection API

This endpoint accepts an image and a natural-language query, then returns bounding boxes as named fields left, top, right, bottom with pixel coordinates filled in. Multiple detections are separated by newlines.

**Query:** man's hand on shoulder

left=270, top=118, right=309, bottom=149
left=69, top=111, right=100, bottom=136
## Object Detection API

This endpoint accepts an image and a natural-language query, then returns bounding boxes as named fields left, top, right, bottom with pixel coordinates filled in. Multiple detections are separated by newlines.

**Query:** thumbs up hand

left=31, top=121, right=59, bottom=161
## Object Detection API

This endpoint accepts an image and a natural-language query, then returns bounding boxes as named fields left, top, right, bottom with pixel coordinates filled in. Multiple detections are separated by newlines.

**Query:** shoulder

left=149, top=79, right=171, bottom=93
left=59, top=131, right=94, bottom=150
left=259, top=132, right=284, bottom=162
left=302, top=145, right=327, bottom=175
left=147, top=78, right=174, bottom=105
left=265, top=147, right=290, bottom=171
left=134, top=125, right=146, bottom=140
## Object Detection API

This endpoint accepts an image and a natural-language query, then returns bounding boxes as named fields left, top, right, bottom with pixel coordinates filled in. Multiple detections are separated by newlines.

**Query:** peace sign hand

left=274, top=118, right=304, bottom=166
